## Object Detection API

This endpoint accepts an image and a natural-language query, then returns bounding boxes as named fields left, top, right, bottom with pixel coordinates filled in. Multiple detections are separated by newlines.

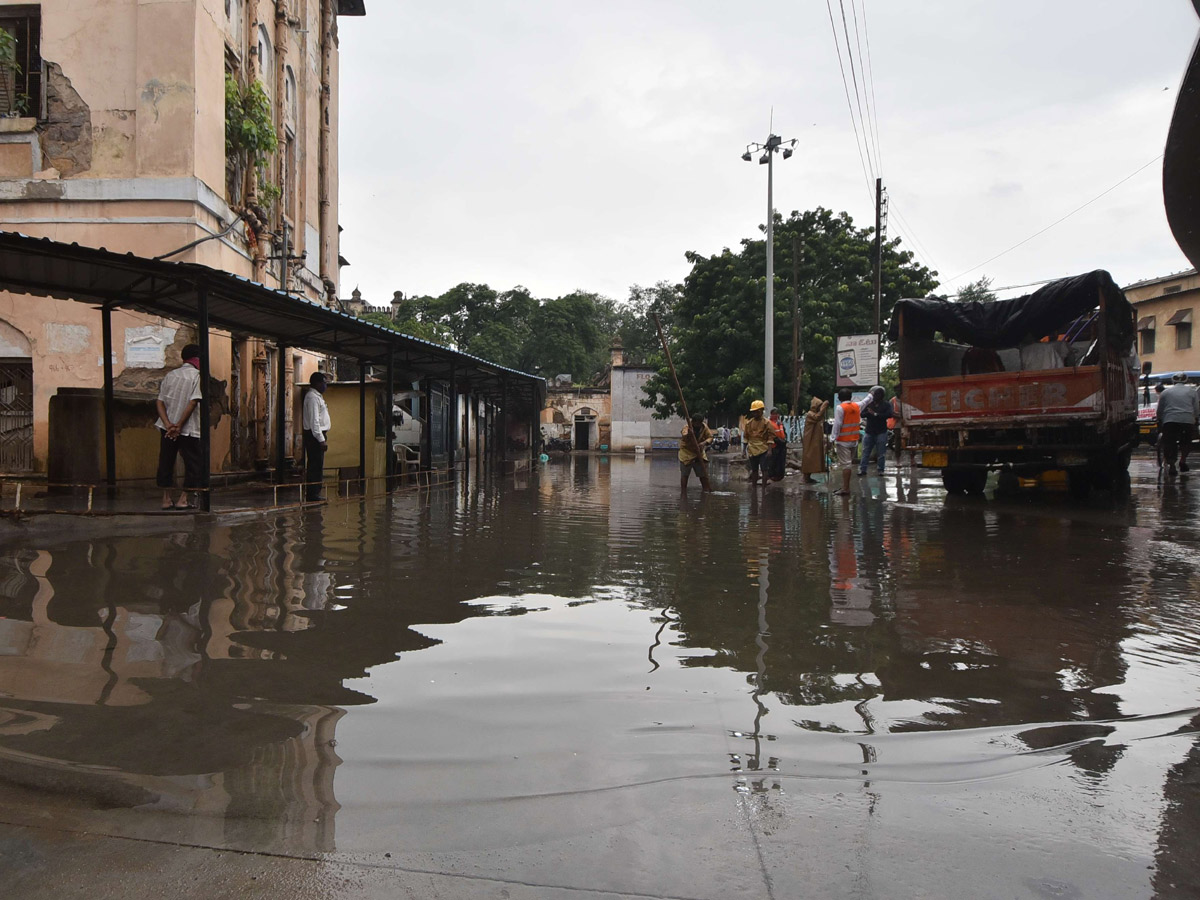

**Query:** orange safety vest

left=837, top=401, right=861, bottom=442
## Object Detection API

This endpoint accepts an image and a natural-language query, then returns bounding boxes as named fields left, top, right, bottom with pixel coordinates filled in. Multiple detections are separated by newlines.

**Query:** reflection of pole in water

left=750, top=552, right=769, bottom=771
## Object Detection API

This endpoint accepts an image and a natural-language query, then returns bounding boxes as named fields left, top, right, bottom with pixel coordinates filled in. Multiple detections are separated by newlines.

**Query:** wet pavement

left=0, top=454, right=1198, bottom=899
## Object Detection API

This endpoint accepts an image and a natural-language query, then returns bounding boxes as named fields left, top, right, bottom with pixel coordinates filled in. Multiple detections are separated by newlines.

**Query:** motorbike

left=710, top=434, right=730, bottom=454
left=546, top=436, right=572, bottom=453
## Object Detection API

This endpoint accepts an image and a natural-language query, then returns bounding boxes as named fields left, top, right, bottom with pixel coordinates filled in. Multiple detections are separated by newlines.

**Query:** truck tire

left=1068, top=468, right=1091, bottom=499
left=942, top=467, right=987, bottom=495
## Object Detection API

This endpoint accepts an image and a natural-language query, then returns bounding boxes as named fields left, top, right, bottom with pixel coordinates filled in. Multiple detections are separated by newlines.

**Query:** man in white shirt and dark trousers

left=155, top=343, right=204, bottom=510
left=303, top=371, right=331, bottom=501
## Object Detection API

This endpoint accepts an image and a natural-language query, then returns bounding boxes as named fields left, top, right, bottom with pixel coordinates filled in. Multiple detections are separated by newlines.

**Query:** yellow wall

left=1127, top=273, right=1200, bottom=374
left=320, top=382, right=387, bottom=483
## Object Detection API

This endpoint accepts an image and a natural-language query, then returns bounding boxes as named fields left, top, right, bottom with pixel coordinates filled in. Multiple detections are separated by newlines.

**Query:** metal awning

left=1166, top=308, right=1193, bottom=326
left=1137, top=315, right=1156, bottom=331
left=0, top=231, right=542, bottom=401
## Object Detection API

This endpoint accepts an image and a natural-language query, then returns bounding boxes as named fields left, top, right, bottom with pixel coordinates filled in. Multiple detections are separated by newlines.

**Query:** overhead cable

left=858, top=0, right=883, bottom=178
left=947, top=154, right=1164, bottom=283
left=837, top=0, right=876, bottom=178
left=824, top=0, right=875, bottom=205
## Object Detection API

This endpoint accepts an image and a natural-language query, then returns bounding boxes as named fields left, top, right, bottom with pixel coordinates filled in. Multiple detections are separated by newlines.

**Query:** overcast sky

left=336, top=1, right=1199, bottom=306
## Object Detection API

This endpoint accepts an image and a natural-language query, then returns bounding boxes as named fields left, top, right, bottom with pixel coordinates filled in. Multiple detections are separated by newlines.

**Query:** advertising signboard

left=835, top=334, right=879, bottom=388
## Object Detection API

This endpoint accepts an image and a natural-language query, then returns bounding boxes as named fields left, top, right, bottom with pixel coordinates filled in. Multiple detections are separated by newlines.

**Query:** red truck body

left=893, top=271, right=1138, bottom=494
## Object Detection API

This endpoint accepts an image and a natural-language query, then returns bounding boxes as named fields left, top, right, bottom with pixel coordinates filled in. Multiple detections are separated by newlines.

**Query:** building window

left=256, top=24, right=274, bottom=96
left=0, top=5, right=41, bottom=118
left=284, top=132, right=297, bottom=223
left=1177, top=322, right=1192, bottom=351
left=1142, top=329, right=1155, bottom=355
left=1163, top=285, right=1182, bottom=295
left=284, top=66, right=297, bottom=128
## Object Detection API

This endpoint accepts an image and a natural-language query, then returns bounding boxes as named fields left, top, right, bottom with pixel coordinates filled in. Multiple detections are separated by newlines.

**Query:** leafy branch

left=225, top=73, right=278, bottom=208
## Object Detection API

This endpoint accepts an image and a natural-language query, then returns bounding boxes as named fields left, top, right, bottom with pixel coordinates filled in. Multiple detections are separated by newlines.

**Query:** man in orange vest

left=829, top=387, right=861, bottom=495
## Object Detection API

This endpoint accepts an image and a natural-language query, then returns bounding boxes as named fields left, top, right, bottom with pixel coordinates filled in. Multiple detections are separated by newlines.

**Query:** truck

left=890, top=270, right=1139, bottom=497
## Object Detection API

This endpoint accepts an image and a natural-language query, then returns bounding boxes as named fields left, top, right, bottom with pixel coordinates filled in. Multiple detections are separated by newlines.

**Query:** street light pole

left=743, top=133, right=796, bottom=412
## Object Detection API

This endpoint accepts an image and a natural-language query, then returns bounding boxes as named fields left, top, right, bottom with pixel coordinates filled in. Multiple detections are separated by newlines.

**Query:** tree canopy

left=348, top=207, right=938, bottom=411
left=640, top=207, right=938, bottom=418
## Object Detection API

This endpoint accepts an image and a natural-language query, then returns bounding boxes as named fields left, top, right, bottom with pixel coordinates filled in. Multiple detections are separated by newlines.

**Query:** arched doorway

left=574, top=406, right=597, bottom=451
left=0, top=318, right=33, bottom=471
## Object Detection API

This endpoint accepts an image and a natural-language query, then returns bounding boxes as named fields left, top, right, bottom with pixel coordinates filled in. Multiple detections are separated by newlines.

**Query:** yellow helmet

left=749, top=399, right=765, bottom=411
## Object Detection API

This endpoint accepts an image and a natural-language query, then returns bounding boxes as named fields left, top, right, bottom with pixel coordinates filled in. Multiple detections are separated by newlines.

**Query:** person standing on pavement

left=155, top=343, right=204, bottom=510
left=1157, top=372, right=1200, bottom=477
left=859, top=386, right=893, bottom=478
left=303, top=371, right=332, bottom=501
left=744, top=400, right=774, bottom=489
left=801, top=396, right=829, bottom=484
left=830, top=388, right=861, bottom=495
left=679, top=413, right=714, bottom=492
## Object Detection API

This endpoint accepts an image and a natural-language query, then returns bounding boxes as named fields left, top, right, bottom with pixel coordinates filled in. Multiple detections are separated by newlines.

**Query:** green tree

left=954, top=276, right=997, bottom=303
left=617, top=282, right=682, bottom=365
left=525, top=291, right=611, bottom=379
left=641, top=207, right=937, bottom=418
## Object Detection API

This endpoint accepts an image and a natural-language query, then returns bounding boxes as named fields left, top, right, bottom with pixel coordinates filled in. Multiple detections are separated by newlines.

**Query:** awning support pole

left=275, top=342, right=288, bottom=484
left=101, top=304, right=116, bottom=492
left=422, top=377, right=433, bottom=477
left=359, top=359, right=367, bottom=494
left=198, top=284, right=212, bottom=512
left=447, top=363, right=457, bottom=475
left=385, top=353, right=395, bottom=492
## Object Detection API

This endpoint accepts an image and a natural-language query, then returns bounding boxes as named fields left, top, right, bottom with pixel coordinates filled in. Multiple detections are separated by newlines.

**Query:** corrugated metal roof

left=0, top=231, right=541, bottom=400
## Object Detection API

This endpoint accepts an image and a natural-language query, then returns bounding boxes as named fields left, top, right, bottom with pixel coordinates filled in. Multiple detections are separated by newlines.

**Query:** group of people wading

left=678, top=387, right=898, bottom=495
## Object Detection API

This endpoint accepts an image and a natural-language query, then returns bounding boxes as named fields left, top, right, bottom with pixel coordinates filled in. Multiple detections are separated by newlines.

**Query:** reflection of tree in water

left=630, top=487, right=1142, bottom=744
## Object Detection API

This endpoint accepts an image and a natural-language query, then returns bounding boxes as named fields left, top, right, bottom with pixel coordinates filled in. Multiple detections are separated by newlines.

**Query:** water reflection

left=0, top=457, right=1195, bottom=894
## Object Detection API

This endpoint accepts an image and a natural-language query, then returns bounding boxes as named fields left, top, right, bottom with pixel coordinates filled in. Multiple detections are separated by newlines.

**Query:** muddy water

left=1, top=456, right=1199, bottom=898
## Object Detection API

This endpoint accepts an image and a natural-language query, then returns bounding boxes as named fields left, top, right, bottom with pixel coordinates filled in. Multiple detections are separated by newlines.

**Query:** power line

left=888, top=200, right=941, bottom=276
left=859, top=0, right=884, bottom=179
left=947, top=154, right=1164, bottom=284
left=824, top=0, right=875, bottom=205
left=837, top=0, right=876, bottom=179
left=850, top=0, right=882, bottom=177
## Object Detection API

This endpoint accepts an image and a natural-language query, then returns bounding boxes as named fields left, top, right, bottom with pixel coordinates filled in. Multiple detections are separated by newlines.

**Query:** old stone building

left=0, top=0, right=364, bottom=474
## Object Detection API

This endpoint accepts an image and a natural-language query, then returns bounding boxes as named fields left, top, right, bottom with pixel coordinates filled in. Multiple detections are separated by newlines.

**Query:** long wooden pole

left=653, top=314, right=710, bottom=491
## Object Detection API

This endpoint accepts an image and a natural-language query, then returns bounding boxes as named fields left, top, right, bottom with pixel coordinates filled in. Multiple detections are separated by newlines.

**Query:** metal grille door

left=0, top=361, right=33, bottom=471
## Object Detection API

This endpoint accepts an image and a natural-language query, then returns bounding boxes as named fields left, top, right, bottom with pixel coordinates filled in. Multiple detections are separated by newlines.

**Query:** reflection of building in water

left=0, top=530, right=355, bottom=855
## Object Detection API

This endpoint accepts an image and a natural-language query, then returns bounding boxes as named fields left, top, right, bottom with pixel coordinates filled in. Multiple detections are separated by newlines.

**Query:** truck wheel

left=943, top=467, right=987, bottom=495
left=995, top=471, right=1020, bottom=496
left=942, top=468, right=965, bottom=494
left=962, top=469, right=988, bottom=495
left=1068, top=468, right=1091, bottom=499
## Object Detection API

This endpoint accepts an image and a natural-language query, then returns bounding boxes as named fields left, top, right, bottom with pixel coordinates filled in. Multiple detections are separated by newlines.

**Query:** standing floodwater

left=1, top=456, right=1199, bottom=899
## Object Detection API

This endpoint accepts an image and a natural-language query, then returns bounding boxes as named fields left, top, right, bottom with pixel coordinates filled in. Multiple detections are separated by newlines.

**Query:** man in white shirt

left=155, top=343, right=204, bottom=510
left=303, top=371, right=332, bottom=500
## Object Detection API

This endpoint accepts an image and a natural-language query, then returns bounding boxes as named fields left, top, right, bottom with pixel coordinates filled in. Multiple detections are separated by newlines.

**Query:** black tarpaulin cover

left=889, top=270, right=1135, bottom=350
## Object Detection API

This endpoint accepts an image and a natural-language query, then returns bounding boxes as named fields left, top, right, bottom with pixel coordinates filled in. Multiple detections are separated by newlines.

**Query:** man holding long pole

left=679, top=412, right=713, bottom=493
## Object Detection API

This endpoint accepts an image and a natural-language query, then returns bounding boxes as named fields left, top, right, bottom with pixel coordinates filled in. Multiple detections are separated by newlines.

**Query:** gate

left=0, top=360, right=33, bottom=471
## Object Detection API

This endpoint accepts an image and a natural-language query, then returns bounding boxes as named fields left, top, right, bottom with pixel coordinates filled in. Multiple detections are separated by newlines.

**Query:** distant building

left=541, top=341, right=680, bottom=452
left=1125, top=270, right=1200, bottom=374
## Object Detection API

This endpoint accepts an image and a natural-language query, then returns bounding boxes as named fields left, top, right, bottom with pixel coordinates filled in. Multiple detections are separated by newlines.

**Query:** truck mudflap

left=903, top=367, right=1105, bottom=424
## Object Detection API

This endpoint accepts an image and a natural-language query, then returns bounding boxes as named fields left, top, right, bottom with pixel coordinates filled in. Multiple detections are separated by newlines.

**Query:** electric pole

left=791, top=236, right=803, bottom=415
left=741, top=133, right=797, bottom=411
left=873, top=177, right=888, bottom=340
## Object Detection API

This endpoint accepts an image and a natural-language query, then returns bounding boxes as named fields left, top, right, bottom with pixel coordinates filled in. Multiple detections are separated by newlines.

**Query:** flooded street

left=2, top=455, right=1200, bottom=899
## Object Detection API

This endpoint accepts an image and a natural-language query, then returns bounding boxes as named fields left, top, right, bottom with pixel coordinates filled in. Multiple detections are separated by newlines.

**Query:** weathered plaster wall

left=0, top=294, right=232, bottom=472
left=610, top=366, right=679, bottom=452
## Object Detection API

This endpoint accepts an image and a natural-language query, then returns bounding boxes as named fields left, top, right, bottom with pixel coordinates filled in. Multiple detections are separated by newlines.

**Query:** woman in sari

left=801, top=396, right=829, bottom=484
